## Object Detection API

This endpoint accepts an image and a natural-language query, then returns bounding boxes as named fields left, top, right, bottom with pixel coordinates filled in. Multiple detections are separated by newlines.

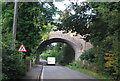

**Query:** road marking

left=40, top=66, right=44, bottom=81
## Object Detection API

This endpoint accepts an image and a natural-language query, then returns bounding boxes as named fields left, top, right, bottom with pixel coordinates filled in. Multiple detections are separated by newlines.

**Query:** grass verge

left=66, top=65, right=112, bottom=79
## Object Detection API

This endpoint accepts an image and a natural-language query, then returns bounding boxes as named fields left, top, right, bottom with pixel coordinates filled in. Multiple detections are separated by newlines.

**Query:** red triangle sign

left=18, top=44, right=27, bottom=52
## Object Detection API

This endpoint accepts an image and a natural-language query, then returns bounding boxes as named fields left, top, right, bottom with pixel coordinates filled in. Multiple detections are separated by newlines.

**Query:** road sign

left=18, top=44, right=27, bottom=52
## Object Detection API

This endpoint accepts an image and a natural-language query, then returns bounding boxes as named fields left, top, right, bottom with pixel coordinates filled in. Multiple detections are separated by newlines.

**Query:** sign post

left=12, top=0, right=18, bottom=49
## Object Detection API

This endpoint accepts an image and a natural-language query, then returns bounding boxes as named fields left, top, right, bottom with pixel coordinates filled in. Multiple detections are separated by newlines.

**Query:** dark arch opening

left=36, top=38, right=76, bottom=54
left=36, top=38, right=76, bottom=64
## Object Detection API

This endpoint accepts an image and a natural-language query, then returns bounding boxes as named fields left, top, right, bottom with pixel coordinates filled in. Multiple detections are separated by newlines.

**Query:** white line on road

left=40, top=66, right=44, bottom=81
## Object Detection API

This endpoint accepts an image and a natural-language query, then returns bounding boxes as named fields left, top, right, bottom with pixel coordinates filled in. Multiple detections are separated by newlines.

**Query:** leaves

left=2, top=49, right=25, bottom=80
left=59, top=2, right=120, bottom=79
left=2, top=2, right=57, bottom=80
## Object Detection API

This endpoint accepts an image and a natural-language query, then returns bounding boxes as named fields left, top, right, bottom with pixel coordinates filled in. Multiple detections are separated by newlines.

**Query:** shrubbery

left=80, top=48, right=96, bottom=62
left=40, top=53, right=52, bottom=60
left=80, top=45, right=120, bottom=80
left=2, top=49, right=26, bottom=81
left=40, top=44, right=75, bottom=65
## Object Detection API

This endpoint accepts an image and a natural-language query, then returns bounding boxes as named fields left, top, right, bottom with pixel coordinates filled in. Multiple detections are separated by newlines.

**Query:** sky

left=53, top=0, right=71, bottom=11
left=52, top=0, right=87, bottom=19
left=53, top=0, right=87, bottom=11
left=52, top=0, right=71, bottom=19
left=37, top=0, right=87, bottom=19
left=40, top=0, right=87, bottom=46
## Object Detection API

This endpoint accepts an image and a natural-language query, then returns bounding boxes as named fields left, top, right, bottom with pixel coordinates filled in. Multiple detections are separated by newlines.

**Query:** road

left=41, top=65, right=96, bottom=81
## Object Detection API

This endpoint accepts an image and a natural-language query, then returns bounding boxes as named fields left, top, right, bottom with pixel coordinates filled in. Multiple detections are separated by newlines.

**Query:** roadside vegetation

left=57, top=2, right=120, bottom=80
left=2, top=1, right=120, bottom=81
left=40, top=43, right=75, bottom=65
left=66, top=61, right=113, bottom=80
left=2, top=2, right=57, bottom=80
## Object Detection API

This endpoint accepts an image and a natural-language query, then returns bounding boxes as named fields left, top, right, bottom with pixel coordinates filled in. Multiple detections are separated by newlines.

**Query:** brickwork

left=49, top=31, right=93, bottom=60
left=35, top=31, right=93, bottom=64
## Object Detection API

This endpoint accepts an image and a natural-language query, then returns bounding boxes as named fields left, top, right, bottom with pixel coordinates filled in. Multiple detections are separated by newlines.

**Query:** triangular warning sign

left=18, top=44, right=27, bottom=52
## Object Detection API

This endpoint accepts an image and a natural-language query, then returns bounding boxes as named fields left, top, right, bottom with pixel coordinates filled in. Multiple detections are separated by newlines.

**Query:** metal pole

left=84, top=41, right=86, bottom=50
left=12, top=0, right=18, bottom=49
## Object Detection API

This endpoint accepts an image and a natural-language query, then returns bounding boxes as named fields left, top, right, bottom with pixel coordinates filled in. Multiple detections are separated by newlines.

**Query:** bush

left=2, top=49, right=26, bottom=80
left=80, top=44, right=120, bottom=80
left=40, top=53, right=52, bottom=60
left=61, top=45, right=75, bottom=65
left=80, top=48, right=96, bottom=62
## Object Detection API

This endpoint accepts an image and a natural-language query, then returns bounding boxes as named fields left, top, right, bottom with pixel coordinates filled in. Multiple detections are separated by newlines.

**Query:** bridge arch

left=35, top=38, right=82, bottom=64
left=35, top=31, right=93, bottom=64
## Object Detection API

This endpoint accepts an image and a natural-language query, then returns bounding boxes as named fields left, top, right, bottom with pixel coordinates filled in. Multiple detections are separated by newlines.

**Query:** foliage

left=56, top=2, right=92, bottom=36
left=2, top=2, right=57, bottom=80
left=81, top=48, right=104, bottom=72
left=61, top=44, right=75, bottom=65
left=41, top=43, right=64, bottom=63
left=2, top=1, right=120, bottom=80
left=40, top=43, right=75, bottom=65
left=80, top=46, right=120, bottom=79
left=41, top=24, right=53, bottom=41
left=2, top=49, right=26, bottom=80
left=112, top=32, right=120, bottom=79
left=2, top=17, right=26, bottom=80
left=40, top=53, right=52, bottom=60
left=56, top=2, right=120, bottom=80
left=80, top=48, right=95, bottom=62
left=66, top=64, right=112, bottom=79
left=85, top=2, right=120, bottom=79
left=80, top=47, right=113, bottom=73
left=2, top=2, right=57, bottom=54
left=16, top=2, right=56, bottom=53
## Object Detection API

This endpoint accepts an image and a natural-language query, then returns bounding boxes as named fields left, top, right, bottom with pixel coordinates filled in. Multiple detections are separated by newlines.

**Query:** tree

left=57, top=2, right=120, bottom=79
left=40, top=43, right=75, bottom=65
left=2, top=2, right=57, bottom=55
left=2, top=2, right=57, bottom=80
left=16, top=2, right=56, bottom=54
left=56, top=2, right=92, bottom=36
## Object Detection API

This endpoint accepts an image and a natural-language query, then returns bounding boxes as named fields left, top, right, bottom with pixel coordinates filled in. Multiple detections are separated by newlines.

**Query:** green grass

left=66, top=65, right=112, bottom=79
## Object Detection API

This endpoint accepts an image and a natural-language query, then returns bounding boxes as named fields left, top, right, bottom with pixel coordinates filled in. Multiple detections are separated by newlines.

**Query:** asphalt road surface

left=41, top=66, right=97, bottom=81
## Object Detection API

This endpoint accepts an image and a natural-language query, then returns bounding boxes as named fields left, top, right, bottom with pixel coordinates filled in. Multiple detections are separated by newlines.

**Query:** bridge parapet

left=49, top=31, right=93, bottom=49
left=49, top=31, right=81, bottom=46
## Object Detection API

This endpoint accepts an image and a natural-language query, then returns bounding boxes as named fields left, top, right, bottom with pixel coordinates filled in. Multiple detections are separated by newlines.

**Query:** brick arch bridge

left=35, top=31, right=92, bottom=64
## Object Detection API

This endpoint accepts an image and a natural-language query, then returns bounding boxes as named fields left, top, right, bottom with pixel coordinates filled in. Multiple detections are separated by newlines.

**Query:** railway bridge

left=35, top=31, right=93, bottom=63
